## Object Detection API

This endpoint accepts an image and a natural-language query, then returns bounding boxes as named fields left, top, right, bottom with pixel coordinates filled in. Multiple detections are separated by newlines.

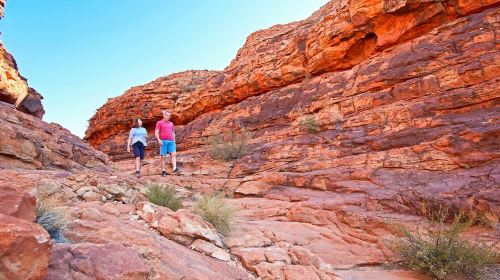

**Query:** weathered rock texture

left=1, top=0, right=499, bottom=279
left=0, top=213, right=52, bottom=280
left=86, top=70, right=219, bottom=159
left=0, top=6, right=44, bottom=118
left=86, top=0, right=500, bottom=158
left=0, top=102, right=109, bottom=170
left=87, top=0, right=500, bottom=278
left=54, top=202, right=253, bottom=280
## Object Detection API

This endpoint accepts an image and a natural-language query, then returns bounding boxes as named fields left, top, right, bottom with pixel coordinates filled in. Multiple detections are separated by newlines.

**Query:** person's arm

left=127, top=129, right=133, bottom=152
left=143, top=128, right=148, bottom=145
left=155, top=123, right=162, bottom=146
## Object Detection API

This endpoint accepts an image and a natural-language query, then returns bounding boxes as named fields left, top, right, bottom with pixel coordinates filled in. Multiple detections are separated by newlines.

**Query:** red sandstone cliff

left=86, top=70, right=219, bottom=159
left=84, top=0, right=499, bottom=278
left=86, top=0, right=500, bottom=156
left=0, top=0, right=499, bottom=279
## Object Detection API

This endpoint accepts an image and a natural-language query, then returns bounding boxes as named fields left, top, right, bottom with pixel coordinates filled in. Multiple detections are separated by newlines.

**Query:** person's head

left=132, top=118, right=142, bottom=128
left=162, top=109, right=171, bottom=120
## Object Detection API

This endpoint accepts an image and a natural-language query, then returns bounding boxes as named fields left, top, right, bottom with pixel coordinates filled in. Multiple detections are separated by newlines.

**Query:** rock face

left=1, top=0, right=499, bottom=280
left=0, top=102, right=109, bottom=170
left=0, top=213, right=52, bottom=280
left=48, top=243, right=151, bottom=280
left=0, top=183, right=36, bottom=221
left=87, top=0, right=500, bottom=219
left=137, top=202, right=224, bottom=247
left=59, top=202, right=253, bottom=280
left=86, top=0, right=499, bottom=279
left=85, top=70, right=219, bottom=159
left=86, top=0, right=500, bottom=157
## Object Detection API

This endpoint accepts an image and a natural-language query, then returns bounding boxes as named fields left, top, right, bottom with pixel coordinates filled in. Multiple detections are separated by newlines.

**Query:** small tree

left=299, top=116, right=319, bottom=133
left=207, top=127, right=251, bottom=161
left=396, top=209, right=499, bottom=279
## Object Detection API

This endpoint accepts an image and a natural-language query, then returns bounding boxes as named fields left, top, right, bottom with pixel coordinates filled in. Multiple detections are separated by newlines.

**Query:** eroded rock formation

left=86, top=0, right=500, bottom=157
left=0, top=102, right=109, bottom=170
left=85, top=0, right=500, bottom=279
left=86, top=70, right=219, bottom=159
left=1, top=0, right=499, bottom=279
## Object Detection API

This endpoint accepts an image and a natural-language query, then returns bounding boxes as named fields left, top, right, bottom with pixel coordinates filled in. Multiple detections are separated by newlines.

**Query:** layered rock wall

left=86, top=0, right=500, bottom=160
left=0, top=102, right=109, bottom=170
left=85, top=0, right=500, bottom=214
left=86, top=70, right=219, bottom=158
left=85, top=1, right=500, bottom=276
left=177, top=2, right=500, bottom=211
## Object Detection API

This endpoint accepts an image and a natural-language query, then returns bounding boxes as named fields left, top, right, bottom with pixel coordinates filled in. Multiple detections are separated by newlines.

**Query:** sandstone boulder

left=0, top=45, right=45, bottom=118
left=137, top=202, right=224, bottom=248
left=0, top=213, right=51, bottom=280
left=63, top=202, right=253, bottom=279
left=0, top=183, right=36, bottom=221
left=47, top=242, right=150, bottom=280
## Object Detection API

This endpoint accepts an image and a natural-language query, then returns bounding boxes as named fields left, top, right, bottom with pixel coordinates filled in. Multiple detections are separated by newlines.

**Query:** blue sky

left=1, top=0, right=328, bottom=137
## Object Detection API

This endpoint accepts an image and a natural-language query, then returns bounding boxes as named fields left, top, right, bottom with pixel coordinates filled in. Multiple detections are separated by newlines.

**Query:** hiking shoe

left=135, top=171, right=140, bottom=178
left=172, top=168, right=180, bottom=175
left=161, top=170, right=167, bottom=177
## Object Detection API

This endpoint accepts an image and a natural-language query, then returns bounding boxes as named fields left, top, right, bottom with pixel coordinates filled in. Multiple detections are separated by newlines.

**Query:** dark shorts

left=132, top=142, right=145, bottom=160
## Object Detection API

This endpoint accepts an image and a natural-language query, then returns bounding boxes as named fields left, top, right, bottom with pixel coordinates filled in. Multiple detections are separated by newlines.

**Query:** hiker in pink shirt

left=155, top=109, right=179, bottom=176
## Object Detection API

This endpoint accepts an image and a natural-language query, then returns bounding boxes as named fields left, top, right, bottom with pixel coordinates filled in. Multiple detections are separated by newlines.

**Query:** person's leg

left=135, top=157, right=140, bottom=171
left=167, top=141, right=178, bottom=173
left=132, top=143, right=141, bottom=177
left=171, top=152, right=177, bottom=171
left=160, top=155, right=166, bottom=171
left=160, top=140, right=168, bottom=176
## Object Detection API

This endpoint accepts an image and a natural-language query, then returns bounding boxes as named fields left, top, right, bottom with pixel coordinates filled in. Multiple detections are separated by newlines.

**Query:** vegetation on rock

left=193, top=192, right=236, bottom=236
left=207, top=127, right=251, bottom=161
left=299, top=116, right=319, bottom=133
left=35, top=193, right=70, bottom=243
left=146, top=183, right=182, bottom=211
left=397, top=208, right=499, bottom=279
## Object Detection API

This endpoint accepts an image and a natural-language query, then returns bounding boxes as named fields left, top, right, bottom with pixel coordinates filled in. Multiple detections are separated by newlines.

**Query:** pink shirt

left=155, top=120, right=174, bottom=140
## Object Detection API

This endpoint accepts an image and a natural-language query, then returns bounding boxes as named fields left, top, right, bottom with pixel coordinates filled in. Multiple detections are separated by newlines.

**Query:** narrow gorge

left=1, top=0, right=499, bottom=280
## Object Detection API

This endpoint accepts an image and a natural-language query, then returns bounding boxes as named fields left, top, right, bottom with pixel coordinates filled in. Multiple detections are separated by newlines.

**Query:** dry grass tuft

left=193, top=192, right=236, bottom=236
left=146, top=183, right=182, bottom=211
left=35, top=191, right=71, bottom=243
left=299, top=116, right=319, bottom=133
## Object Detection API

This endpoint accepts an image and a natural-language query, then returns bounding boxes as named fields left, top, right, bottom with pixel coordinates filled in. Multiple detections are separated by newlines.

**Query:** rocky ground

left=1, top=0, right=499, bottom=279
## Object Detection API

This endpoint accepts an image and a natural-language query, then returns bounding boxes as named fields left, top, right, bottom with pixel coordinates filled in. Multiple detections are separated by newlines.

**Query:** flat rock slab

left=337, top=270, right=431, bottom=280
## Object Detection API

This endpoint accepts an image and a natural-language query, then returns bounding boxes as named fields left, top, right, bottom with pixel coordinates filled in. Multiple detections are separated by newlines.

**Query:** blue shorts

left=160, top=140, right=176, bottom=156
left=132, top=142, right=145, bottom=160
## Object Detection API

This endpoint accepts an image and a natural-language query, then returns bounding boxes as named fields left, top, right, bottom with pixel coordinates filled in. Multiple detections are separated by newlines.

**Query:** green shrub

left=182, top=85, right=197, bottom=93
left=207, top=127, right=251, bottom=161
left=35, top=195, right=70, bottom=243
left=302, top=72, right=312, bottom=83
left=299, top=116, right=319, bottom=133
left=193, top=192, right=236, bottom=236
left=397, top=211, right=499, bottom=279
left=146, top=183, right=182, bottom=211
left=421, top=201, right=499, bottom=229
